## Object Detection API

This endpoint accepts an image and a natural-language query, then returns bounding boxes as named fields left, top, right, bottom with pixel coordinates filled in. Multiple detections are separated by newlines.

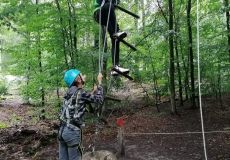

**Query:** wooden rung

left=120, top=39, right=137, bottom=51
left=115, top=5, right=140, bottom=19
left=111, top=67, right=134, bottom=80
left=105, top=95, right=121, bottom=102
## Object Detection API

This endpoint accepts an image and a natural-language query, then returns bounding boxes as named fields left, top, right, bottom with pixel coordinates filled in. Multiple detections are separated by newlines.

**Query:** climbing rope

left=98, top=4, right=102, bottom=73
left=98, top=0, right=114, bottom=73
left=113, top=0, right=119, bottom=67
left=93, top=0, right=115, bottom=153
left=196, top=0, right=208, bottom=159
left=97, top=0, right=121, bottom=120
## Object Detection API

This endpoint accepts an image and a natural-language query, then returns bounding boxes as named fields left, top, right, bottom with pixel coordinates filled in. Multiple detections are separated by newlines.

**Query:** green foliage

left=0, top=0, right=229, bottom=107
left=0, top=121, right=8, bottom=129
left=0, top=81, right=8, bottom=96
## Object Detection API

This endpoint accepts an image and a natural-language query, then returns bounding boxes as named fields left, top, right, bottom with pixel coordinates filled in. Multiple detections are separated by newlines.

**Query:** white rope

left=125, top=130, right=230, bottom=136
left=102, top=1, right=112, bottom=54
left=196, top=0, right=208, bottom=159
left=98, top=0, right=113, bottom=73
left=113, top=0, right=118, bottom=66
left=94, top=1, right=115, bottom=152
left=98, top=7, right=102, bottom=73
left=98, top=0, right=106, bottom=73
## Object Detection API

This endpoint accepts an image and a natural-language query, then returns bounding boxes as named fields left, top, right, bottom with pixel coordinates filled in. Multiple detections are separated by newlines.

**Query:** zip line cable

left=196, top=0, right=208, bottom=159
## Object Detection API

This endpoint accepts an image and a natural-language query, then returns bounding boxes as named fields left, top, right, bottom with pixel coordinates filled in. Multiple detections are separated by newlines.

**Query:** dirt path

left=91, top=96, right=230, bottom=160
left=0, top=93, right=230, bottom=160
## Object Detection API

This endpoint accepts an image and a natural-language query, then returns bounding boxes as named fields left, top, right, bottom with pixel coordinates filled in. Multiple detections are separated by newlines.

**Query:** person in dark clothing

left=93, top=0, right=129, bottom=75
left=58, top=69, right=104, bottom=160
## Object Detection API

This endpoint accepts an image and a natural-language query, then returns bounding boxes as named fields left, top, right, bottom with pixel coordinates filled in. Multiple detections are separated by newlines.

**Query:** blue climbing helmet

left=64, top=69, right=81, bottom=87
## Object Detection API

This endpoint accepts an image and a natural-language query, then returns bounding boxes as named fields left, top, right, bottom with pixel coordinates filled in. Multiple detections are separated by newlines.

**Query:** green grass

left=0, top=121, right=8, bottom=129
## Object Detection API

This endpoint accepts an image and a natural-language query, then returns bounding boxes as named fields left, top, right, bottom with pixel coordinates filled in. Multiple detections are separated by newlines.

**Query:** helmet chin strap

left=79, top=75, right=85, bottom=85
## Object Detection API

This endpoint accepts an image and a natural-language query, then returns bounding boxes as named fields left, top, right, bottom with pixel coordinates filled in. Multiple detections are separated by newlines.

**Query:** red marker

left=116, top=118, right=125, bottom=127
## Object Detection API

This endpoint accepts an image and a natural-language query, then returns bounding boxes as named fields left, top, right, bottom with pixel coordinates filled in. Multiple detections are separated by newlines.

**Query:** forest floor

left=0, top=87, right=230, bottom=160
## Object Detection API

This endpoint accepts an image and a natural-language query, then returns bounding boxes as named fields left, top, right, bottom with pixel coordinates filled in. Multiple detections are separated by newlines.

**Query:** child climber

left=58, top=69, right=104, bottom=160
left=93, top=0, right=129, bottom=75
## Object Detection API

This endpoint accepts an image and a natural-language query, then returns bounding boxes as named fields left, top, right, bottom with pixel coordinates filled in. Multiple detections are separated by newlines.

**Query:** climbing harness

left=60, top=88, right=82, bottom=127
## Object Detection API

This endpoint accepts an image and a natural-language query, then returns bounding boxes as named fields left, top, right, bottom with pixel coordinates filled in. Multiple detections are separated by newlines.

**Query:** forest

left=0, top=0, right=229, bottom=160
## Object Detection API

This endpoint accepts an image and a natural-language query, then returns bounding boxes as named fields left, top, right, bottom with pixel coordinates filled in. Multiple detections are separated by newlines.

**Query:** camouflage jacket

left=60, top=85, right=104, bottom=127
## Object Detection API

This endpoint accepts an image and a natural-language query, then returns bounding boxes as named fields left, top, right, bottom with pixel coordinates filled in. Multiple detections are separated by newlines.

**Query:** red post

left=116, top=117, right=125, bottom=157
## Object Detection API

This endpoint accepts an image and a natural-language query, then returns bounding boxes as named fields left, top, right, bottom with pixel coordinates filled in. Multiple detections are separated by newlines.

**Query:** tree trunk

left=25, top=32, right=31, bottom=104
left=175, top=34, right=183, bottom=106
left=69, top=0, right=78, bottom=64
left=0, top=40, right=2, bottom=72
left=152, top=66, right=160, bottom=112
left=168, top=0, right=176, bottom=113
left=36, top=0, right=45, bottom=107
left=187, top=0, right=196, bottom=108
left=141, top=0, right=145, bottom=30
left=175, top=9, right=183, bottom=106
left=67, top=0, right=74, bottom=67
left=150, top=50, right=160, bottom=112
left=180, top=36, right=189, bottom=100
left=134, top=0, right=139, bottom=29
left=55, top=52, right=61, bottom=108
left=157, top=0, right=168, bottom=24
left=54, top=0, right=69, bottom=68
left=224, top=0, right=230, bottom=61
left=174, top=0, right=183, bottom=106
left=101, top=26, right=108, bottom=92
left=218, top=62, right=224, bottom=109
